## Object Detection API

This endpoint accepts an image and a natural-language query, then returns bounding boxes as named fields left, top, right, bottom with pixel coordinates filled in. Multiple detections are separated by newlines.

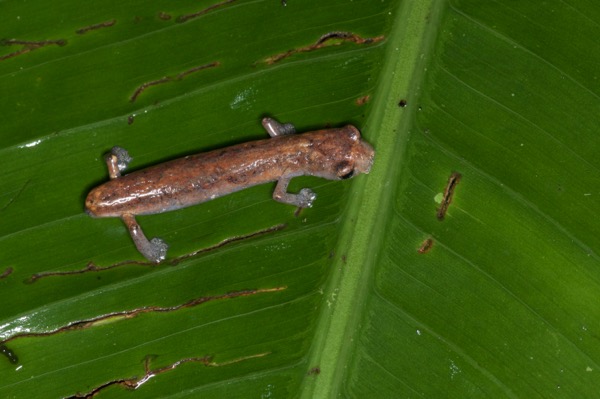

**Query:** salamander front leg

left=262, top=117, right=296, bottom=137
left=273, top=177, right=316, bottom=208
left=105, top=146, right=133, bottom=179
left=121, top=214, right=169, bottom=263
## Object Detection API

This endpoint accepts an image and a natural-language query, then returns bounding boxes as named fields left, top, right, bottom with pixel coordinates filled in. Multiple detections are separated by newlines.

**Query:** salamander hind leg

left=261, top=117, right=296, bottom=137
left=273, top=177, right=316, bottom=208
left=121, top=214, right=169, bottom=262
left=105, top=146, right=133, bottom=179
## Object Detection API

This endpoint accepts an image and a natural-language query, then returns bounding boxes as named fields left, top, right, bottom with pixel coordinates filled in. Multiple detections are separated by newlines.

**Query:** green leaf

left=1, top=0, right=599, bottom=397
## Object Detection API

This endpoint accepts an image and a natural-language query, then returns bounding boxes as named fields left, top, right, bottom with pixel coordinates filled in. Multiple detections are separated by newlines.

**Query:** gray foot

left=111, top=146, right=133, bottom=172
left=297, top=188, right=317, bottom=208
left=146, top=237, right=169, bottom=263
left=262, top=117, right=296, bottom=137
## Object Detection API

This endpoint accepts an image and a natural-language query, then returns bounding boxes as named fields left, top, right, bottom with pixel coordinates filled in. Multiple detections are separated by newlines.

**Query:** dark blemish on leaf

left=307, top=366, right=321, bottom=376
left=75, top=19, right=116, bottom=35
left=0, top=344, right=18, bottom=364
left=437, top=172, right=461, bottom=221
left=316, top=31, right=378, bottom=46
left=127, top=115, right=135, bottom=125
left=0, top=267, right=13, bottom=280
left=355, top=95, right=370, bottom=106
left=294, top=206, right=306, bottom=218
left=417, top=238, right=433, bottom=254
left=1, top=38, right=66, bottom=47
left=398, top=99, right=407, bottom=107
left=204, top=352, right=271, bottom=367
left=129, top=61, right=220, bottom=102
left=2, top=288, right=286, bottom=346
left=158, top=12, right=172, bottom=21
left=27, top=223, right=285, bottom=282
left=177, top=63, right=220, bottom=79
left=341, top=255, right=347, bottom=264
left=66, top=352, right=270, bottom=398
left=0, top=39, right=66, bottom=61
left=129, top=76, right=170, bottom=102
left=176, top=0, right=237, bottom=23
left=0, top=47, right=33, bottom=61
left=263, top=32, right=385, bottom=64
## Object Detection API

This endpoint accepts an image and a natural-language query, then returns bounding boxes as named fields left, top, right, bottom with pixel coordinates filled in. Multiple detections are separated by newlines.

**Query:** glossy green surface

left=1, top=0, right=599, bottom=397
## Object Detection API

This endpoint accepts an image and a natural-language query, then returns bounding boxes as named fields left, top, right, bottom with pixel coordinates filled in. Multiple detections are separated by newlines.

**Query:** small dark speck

left=127, top=115, right=134, bottom=125
left=398, top=99, right=407, bottom=107
left=0, top=344, right=18, bottom=364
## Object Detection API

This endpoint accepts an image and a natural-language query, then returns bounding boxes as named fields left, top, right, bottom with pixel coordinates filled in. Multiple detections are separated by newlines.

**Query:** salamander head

left=324, top=125, right=374, bottom=180
left=346, top=125, right=375, bottom=176
left=85, top=183, right=125, bottom=218
left=85, top=187, right=105, bottom=218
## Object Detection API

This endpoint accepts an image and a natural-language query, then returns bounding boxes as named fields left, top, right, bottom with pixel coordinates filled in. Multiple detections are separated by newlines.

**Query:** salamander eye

left=336, top=161, right=354, bottom=179
left=340, top=170, right=355, bottom=180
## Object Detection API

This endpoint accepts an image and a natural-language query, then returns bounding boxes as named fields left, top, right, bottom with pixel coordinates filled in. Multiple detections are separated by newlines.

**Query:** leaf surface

left=1, top=0, right=599, bottom=397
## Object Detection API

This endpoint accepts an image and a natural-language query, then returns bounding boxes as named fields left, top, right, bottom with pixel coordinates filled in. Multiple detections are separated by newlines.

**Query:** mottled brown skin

left=85, top=118, right=375, bottom=262
left=86, top=125, right=373, bottom=217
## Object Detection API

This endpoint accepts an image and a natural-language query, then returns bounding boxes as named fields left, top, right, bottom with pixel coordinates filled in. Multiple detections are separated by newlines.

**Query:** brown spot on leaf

left=177, top=0, right=237, bottom=23
left=417, top=238, right=433, bottom=254
left=2, top=287, right=286, bottom=346
left=0, top=267, right=13, bottom=280
left=263, top=32, right=385, bottom=64
left=437, top=172, right=461, bottom=221
left=66, top=352, right=270, bottom=398
left=356, top=95, right=371, bottom=106
left=27, top=223, right=285, bottom=282
left=75, top=19, right=116, bottom=35
left=0, top=39, right=66, bottom=62
left=158, top=12, right=172, bottom=21
left=129, top=61, right=220, bottom=102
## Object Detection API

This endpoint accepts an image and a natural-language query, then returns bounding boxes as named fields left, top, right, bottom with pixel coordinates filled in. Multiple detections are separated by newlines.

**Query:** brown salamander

left=85, top=117, right=375, bottom=262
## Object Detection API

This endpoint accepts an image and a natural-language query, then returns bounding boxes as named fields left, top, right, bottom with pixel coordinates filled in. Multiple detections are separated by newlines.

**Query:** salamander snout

left=84, top=193, right=99, bottom=217
left=353, top=140, right=375, bottom=175
left=84, top=187, right=114, bottom=218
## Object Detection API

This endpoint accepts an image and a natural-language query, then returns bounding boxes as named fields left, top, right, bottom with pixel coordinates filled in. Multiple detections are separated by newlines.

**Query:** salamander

left=85, top=117, right=375, bottom=262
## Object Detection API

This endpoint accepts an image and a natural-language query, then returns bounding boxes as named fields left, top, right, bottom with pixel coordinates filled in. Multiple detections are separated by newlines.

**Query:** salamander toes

left=298, top=188, right=317, bottom=208
left=148, top=237, right=169, bottom=263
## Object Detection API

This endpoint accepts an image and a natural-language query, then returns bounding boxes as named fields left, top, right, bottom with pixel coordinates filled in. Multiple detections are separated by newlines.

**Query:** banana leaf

left=1, top=0, right=599, bottom=397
